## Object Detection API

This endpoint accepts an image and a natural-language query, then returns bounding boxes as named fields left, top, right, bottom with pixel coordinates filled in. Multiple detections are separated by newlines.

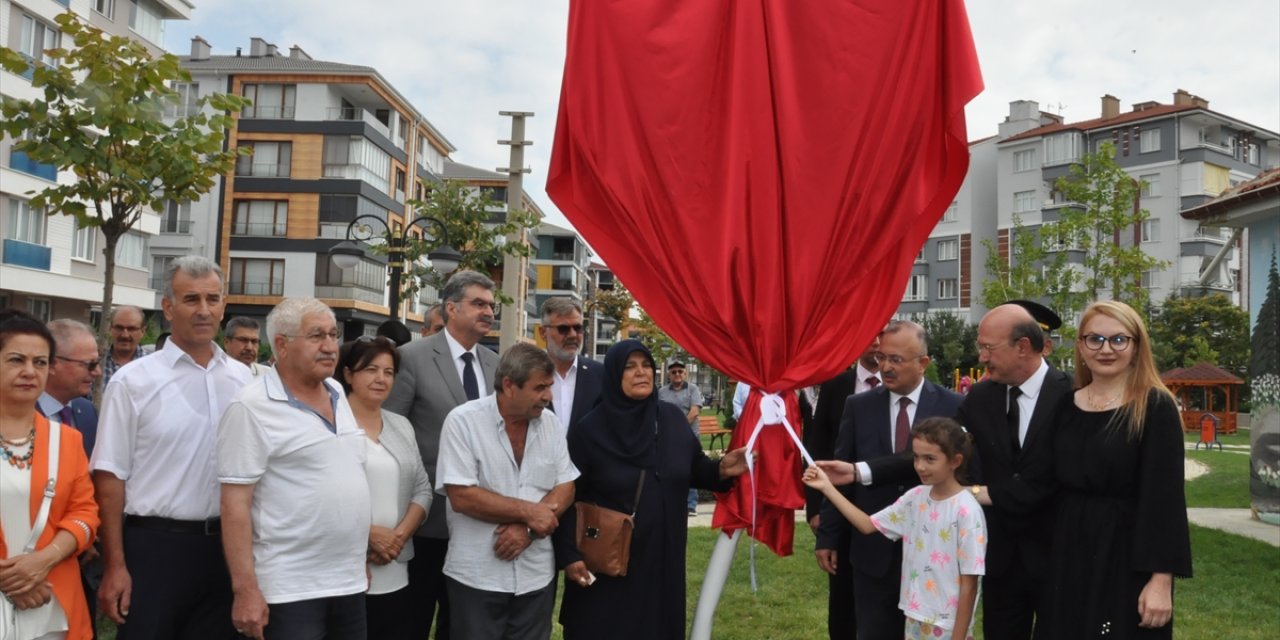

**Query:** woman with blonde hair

left=1048, top=300, right=1192, bottom=639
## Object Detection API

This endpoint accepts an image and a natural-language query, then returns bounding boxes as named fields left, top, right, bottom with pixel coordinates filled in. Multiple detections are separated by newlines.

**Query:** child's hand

left=802, top=464, right=830, bottom=491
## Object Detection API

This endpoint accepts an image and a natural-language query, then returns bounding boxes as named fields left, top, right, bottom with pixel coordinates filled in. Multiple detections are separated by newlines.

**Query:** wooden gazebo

left=1160, top=362, right=1244, bottom=434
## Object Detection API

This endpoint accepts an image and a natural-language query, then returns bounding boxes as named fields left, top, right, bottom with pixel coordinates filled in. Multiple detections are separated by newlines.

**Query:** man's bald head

left=977, top=304, right=1046, bottom=385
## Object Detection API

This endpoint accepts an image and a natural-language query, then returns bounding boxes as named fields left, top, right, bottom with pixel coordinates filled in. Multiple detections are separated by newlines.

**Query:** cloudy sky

left=166, top=0, right=1280, bottom=230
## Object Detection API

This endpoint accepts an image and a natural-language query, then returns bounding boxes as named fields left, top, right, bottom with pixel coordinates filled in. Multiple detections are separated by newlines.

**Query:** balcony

left=236, top=163, right=290, bottom=178
left=160, top=219, right=193, bottom=234
left=325, top=106, right=391, bottom=140
left=315, top=285, right=384, bottom=306
left=231, top=222, right=287, bottom=237
left=229, top=280, right=284, bottom=296
left=2, top=239, right=52, bottom=270
left=242, top=105, right=295, bottom=120
left=9, top=151, right=56, bottom=182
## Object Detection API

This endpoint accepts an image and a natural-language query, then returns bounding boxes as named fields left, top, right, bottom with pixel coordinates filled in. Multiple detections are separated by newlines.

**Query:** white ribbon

left=738, top=391, right=816, bottom=590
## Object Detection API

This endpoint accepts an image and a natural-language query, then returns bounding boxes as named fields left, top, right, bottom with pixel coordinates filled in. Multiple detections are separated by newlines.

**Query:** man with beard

left=436, top=343, right=578, bottom=639
left=386, top=270, right=501, bottom=639
left=102, top=305, right=147, bottom=389
left=222, top=316, right=268, bottom=377
left=538, top=297, right=604, bottom=436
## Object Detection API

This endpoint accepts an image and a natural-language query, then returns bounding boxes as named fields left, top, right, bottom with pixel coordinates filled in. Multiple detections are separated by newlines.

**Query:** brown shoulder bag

left=574, top=470, right=646, bottom=577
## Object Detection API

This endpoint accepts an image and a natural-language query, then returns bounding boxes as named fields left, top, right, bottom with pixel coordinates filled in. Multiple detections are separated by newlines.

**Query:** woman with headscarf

left=552, top=340, right=748, bottom=639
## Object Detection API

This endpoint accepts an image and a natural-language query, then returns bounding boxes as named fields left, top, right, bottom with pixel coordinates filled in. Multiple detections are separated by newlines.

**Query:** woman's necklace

left=1086, top=385, right=1123, bottom=411
left=1, top=426, right=36, bottom=469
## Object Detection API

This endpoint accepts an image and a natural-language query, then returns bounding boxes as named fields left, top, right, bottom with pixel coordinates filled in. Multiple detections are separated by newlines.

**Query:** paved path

left=1187, top=508, right=1280, bottom=547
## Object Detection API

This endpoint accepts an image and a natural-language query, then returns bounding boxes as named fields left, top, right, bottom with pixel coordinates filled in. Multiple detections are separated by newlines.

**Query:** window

left=129, top=0, right=164, bottom=44
left=1141, top=269, right=1159, bottom=290
left=236, top=142, right=292, bottom=177
left=232, top=201, right=288, bottom=236
left=1247, top=143, right=1260, bottom=166
left=552, top=265, right=578, bottom=291
left=229, top=258, right=286, bottom=295
left=20, top=15, right=60, bottom=67
left=1013, top=190, right=1038, bottom=214
left=71, top=219, right=96, bottom=261
left=941, top=201, right=958, bottom=222
left=394, top=168, right=406, bottom=202
left=937, top=278, right=958, bottom=300
left=1139, top=129, right=1161, bottom=153
left=1141, top=219, right=1160, bottom=243
left=1043, top=132, right=1080, bottom=165
left=6, top=200, right=45, bottom=245
left=1013, top=149, right=1035, bottom=172
left=316, top=256, right=383, bottom=291
left=1139, top=174, right=1161, bottom=198
left=323, top=136, right=391, bottom=192
left=937, top=239, right=959, bottom=261
left=914, top=248, right=926, bottom=263
left=166, top=82, right=199, bottom=118
left=115, top=232, right=148, bottom=269
left=903, top=274, right=928, bottom=302
left=150, top=255, right=174, bottom=290
left=27, top=299, right=51, bottom=323
left=161, top=200, right=192, bottom=234
left=93, top=0, right=114, bottom=19
left=241, top=84, right=297, bottom=119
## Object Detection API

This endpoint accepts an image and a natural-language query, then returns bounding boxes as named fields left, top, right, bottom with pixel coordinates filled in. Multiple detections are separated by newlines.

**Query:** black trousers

left=983, top=555, right=1050, bottom=640
left=852, top=567, right=905, bottom=640
left=826, top=544, right=856, bottom=640
left=264, top=593, right=366, bottom=640
left=366, top=586, right=415, bottom=640
left=446, top=577, right=555, bottom=640
left=406, top=537, right=450, bottom=639
left=115, top=524, right=236, bottom=640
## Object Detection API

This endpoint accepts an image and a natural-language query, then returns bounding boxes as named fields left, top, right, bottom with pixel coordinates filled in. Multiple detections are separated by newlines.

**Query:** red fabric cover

left=548, top=0, right=982, bottom=555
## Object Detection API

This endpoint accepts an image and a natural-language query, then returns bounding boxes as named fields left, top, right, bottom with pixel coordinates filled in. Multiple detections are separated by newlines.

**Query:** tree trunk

left=94, top=230, right=120, bottom=404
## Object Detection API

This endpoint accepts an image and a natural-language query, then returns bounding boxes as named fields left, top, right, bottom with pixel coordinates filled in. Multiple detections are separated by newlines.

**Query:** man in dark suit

left=838, top=303, right=1071, bottom=640
left=816, top=320, right=964, bottom=639
left=804, top=333, right=881, bottom=640
left=538, top=296, right=604, bottom=435
left=39, top=319, right=101, bottom=455
left=386, top=270, right=502, bottom=640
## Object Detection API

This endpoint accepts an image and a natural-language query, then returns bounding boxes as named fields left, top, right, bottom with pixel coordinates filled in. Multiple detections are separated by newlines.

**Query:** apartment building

left=0, top=0, right=192, bottom=323
left=528, top=221, right=591, bottom=349
left=158, top=36, right=458, bottom=338
left=899, top=91, right=1280, bottom=327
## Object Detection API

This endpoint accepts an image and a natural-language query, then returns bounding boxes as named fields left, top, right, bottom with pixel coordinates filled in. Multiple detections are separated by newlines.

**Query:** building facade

left=1, top=0, right=193, bottom=324
left=897, top=91, right=1280, bottom=329
left=528, top=221, right=591, bottom=349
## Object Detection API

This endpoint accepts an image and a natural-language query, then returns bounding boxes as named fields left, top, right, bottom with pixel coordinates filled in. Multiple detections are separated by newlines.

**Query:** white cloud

left=168, top=0, right=1280, bottom=229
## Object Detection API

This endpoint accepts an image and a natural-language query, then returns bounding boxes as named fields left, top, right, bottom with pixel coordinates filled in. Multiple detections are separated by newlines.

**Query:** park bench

left=698, top=415, right=732, bottom=451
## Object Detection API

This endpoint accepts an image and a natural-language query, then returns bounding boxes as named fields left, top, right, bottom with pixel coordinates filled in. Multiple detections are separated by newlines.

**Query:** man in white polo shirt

left=217, top=297, right=371, bottom=640
left=436, top=343, right=578, bottom=640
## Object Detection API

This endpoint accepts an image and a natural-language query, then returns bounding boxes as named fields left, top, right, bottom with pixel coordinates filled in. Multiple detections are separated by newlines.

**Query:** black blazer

left=802, top=370, right=858, bottom=520
left=816, top=380, right=964, bottom=578
left=865, top=365, right=1074, bottom=578
left=557, top=356, right=605, bottom=435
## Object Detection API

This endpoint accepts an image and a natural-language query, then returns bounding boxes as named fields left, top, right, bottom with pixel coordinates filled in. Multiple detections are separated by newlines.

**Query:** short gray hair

left=47, top=319, right=95, bottom=352
left=540, top=296, right=582, bottom=322
left=882, top=319, right=929, bottom=354
left=265, top=298, right=335, bottom=357
left=440, top=271, right=495, bottom=322
left=493, top=342, right=554, bottom=392
left=163, top=256, right=224, bottom=302
left=225, top=316, right=260, bottom=335
left=108, top=305, right=144, bottom=325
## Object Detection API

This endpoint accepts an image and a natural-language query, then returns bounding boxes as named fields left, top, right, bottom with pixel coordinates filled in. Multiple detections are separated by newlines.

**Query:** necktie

left=461, top=352, right=479, bottom=401
left=867, top=376, right=880, bottom=389
left=57, top=405, right=75, bottom=428
left=1008, top=386, right=1022, bottom=453
left=895, top=397, right=911, bottom=453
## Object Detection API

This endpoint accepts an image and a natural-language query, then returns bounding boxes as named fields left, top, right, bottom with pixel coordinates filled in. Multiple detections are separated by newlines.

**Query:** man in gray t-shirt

left=657, top=361, right=703, bottom=514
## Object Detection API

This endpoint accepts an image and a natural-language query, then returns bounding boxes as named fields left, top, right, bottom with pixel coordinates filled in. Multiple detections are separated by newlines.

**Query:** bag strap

left=23, top=418, right=61, bottom=553
left=629, top=469, right=646, bottom=518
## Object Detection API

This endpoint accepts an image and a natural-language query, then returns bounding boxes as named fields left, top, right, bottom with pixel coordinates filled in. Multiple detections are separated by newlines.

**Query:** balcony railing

left=236, top=163, right=290, bottom=178
left=323, top=164, right=389, bottom=192
left=229, top=280, right=284, bottom=296
left=160, top=219, right=193, bottom=234
left=242, top=105, right=296, bottom=120
left=315, top=285, right=383, bottom=306
left=231, top=222, right=287, bottom=237
left=2, top=239, right=52, bottom=271
left=324, top=106, right=391, bottom=139
left=9, top=151, right=56, bottom=182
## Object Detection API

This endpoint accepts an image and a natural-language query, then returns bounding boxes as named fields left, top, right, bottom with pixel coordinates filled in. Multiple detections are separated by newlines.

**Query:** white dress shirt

left=856, top=379, right=924, bottom=486
left=444, top=328, right=490, bottom=398
left=853, top=362, right=881, bottom=394
left=1012, top=359, right=1050, bottom=445
left=550, top=357, right=579, bottom=434
left=92, top=341, right=251, bottom=520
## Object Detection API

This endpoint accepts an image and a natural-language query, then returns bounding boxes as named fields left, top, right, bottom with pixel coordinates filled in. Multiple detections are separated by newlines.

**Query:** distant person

left=805, top=417, right=985, bottom=640
left=420, top=304, right=445, bottom=338
left=657, top=361, right=702, bottom=515
left=377, top=319, right=414, bottom=347
left=223, top=317, right=268, bottom=377
left=539, top=297, right=604, bottom=436
left=91, top=256, right=251, bottom=639
left=1006, top=299, right=1063, bottom=357
left=219, top=298, right=371, bottom=639
left=1047, top=301, right=1191, bottom=639
left=102, top=306, right=146, bottom=389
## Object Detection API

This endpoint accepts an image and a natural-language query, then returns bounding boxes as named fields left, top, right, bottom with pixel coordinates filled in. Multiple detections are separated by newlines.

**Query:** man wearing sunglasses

left=538, top=297, right=603, bottom=436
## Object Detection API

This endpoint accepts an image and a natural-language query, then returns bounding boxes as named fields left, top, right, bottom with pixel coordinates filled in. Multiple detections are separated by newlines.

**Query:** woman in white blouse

left=339, top=336, right=431, bottom=640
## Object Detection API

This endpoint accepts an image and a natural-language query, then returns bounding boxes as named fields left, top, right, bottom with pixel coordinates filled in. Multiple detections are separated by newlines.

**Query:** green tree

left=590, top=278, right=635, bottom=327
left=0, top=13, right=248, bottom=343
left=1249, top=251, right=1280, bottom=409
left=1149, top=293, right=1250, bottom=374
left=1052, top=142, right=1169, bottom=313
left=916, top=311, right=979, bottom=388
left=402, top=179, right=541, bottom=304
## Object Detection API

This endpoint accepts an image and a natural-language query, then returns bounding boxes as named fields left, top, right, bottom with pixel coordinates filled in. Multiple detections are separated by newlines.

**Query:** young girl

left=804, top=417, right=986, bottom=640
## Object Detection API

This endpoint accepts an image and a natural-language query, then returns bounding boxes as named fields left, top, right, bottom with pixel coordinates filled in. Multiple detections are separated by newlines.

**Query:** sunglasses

left=549, top=324, right=584, bottom=336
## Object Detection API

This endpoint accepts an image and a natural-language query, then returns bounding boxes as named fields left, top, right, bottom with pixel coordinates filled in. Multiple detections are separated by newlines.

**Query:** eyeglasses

left=975, top=341, right=1013, bottom=355
left=285, top=329, right=341, bottom=344
left=463, top=298, right=497, bottom=312
left=548, top=324, right=584, bottom=336
left=1081, top=333, right=1133, bottom=352
left=55, top=355, right=101, bottom=371
left=872, top=352, right=924, bottom=366
left=111, top=324, right=143, bottom=333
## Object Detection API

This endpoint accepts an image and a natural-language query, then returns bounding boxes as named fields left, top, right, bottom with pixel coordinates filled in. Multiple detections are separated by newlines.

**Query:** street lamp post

left=329, top=215, right=463, bottom=321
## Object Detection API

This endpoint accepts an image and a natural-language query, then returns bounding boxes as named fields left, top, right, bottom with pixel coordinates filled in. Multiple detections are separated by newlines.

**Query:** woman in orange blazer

left=1, top=310, right=99, bottom=640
